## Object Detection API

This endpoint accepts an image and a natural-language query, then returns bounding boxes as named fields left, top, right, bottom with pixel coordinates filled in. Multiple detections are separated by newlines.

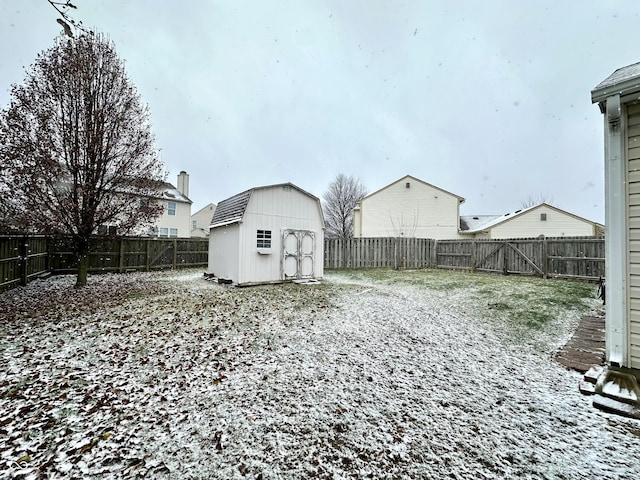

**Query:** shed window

left=540, top=213, right=547, bottom=221
left=257, top=230, right=271, bottom=248
left=167, top=201, right=177, bottom=216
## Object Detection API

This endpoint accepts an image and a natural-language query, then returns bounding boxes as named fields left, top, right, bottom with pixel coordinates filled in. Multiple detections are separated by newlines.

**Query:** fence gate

left=282, top=230, right=315, bottom=280
left=474, top=240, right=544, bottom=276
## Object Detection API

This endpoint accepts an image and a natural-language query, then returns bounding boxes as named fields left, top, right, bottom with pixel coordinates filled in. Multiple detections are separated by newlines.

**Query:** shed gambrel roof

left=460, top=203, right=603, bottom=234
left=210, top=182, right=324, bottom=228
left=362, top=174, right=465, bottom=203
left=210, top=189, right=252, bottom=227
left=591, top=61, right=640, bottom=103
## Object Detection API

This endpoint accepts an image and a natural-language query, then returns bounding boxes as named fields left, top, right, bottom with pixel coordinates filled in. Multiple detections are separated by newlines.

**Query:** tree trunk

left=75, top=236, right=89, bottom=287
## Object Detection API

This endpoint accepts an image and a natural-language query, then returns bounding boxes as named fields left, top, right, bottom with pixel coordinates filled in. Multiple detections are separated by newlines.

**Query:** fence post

left=119, top=237, right=125, bottom=273
left=502, top=241, right=508, bottom=275
left=146, top=239, right=151, bottom=271
left=393, top=237, right=398, bottom=270
left=430, top=239, right=437, bottom=268
left=172, top=239, right=178, bottom=269
left=45, top=236, right=51, bottom=273
left=542, top=237, right=548, bottom=279
left=471, top=240, right=476, bottom=272
left=20, top=236, right=28, bottom=286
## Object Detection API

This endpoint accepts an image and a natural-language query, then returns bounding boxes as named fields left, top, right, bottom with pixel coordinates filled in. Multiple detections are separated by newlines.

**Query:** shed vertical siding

left=208, top=224, right=240, bottom=281
left=238, top=186, right=324, bottom=285
left=627, top=102, right=640, bottom=369
left=359, top=178, right=462, bottom=239
left=489, top=206, right=596, bottom=239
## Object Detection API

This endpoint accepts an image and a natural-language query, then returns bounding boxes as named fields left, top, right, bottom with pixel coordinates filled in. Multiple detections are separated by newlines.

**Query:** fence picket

left=0, top=235, right=209, bottom=292
left=323, top=236, right=604, bottom=281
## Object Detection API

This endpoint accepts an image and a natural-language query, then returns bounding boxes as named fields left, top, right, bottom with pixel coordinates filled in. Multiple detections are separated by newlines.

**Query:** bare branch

left=47, top=0, right=90, bottom=36
left=520, top=193, right=555, bottom=209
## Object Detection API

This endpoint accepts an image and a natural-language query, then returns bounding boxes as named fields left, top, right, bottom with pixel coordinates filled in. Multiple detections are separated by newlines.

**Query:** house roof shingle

left=591, top=61, right=640, bottom=103
left=210, top=188, right=252, bottom=227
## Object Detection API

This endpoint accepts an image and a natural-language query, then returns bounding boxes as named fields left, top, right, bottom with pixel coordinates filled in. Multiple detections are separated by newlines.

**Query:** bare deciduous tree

left=322, top=174, right=367, bottom=239
left=0, top=33, right=166, bottom=287
left=520, top=193, right=555, bottom=209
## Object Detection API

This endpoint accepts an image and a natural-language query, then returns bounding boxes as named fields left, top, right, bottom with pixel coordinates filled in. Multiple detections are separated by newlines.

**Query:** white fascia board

left=592, top=78, right=640, bottom=104
left=210, top=218, right=242, bottom=229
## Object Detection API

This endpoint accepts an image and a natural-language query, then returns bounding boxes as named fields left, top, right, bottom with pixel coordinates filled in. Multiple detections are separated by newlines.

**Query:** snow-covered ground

left=1, top=269, right=639, bottom=479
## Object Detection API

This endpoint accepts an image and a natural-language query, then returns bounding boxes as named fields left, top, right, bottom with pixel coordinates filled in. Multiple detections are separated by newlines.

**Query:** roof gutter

left=591, top=78, right=640, bottom=106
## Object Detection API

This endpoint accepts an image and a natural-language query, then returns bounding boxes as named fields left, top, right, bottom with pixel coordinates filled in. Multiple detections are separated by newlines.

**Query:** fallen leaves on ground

left=0, top=269, right=638, bottom=479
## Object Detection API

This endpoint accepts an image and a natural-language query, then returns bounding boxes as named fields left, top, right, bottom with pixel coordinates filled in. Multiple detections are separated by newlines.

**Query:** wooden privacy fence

left=324, top=237, right=436, bottom=269
left=0, top=235, right=209, bottom=292
left=0, top=236, right=48, bottom=292
left=325, top=236, right=605, bottom=281
left=436, top=237, right=605, bottom=280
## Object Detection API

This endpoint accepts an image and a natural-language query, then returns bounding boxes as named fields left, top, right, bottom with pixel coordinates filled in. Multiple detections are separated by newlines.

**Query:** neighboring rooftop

left=459, top=214, right=502, bottom=232
left=459, top=205, right=541, bottom=234
left=161, top=182, right=191, bottom=203
left=460, top=203, right=603, bottom=235
left=591, top=61, right=640, bottom=103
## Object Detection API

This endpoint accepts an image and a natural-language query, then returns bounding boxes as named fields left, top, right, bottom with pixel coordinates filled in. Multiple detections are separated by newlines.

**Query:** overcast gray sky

left=2, top=1, right=639, bottom=223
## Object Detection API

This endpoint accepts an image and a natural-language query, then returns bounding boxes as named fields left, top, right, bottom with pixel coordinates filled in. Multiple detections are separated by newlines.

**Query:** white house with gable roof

left=148, top=171, right=192, bottom=238
left=459, top=203, right=604, bottom=239
left=353, top=175, right=465, bottom=239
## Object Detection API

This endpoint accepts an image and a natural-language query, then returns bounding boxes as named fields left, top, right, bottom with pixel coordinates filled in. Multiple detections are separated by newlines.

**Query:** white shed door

left=282, top=230, right=315, bottom=280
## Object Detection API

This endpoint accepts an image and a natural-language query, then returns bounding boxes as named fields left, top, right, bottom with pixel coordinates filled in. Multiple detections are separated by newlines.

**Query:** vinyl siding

left=489, top=206, right=595, bottom=239
left=191, top=203, right=216, bottom=237
left=627, top=102, right=640, bottom=369
left=155, top=200, right=192, bottom=237
left=237, top=186, right=323, bottom=284
left=358, top=178, right=462, bottom=239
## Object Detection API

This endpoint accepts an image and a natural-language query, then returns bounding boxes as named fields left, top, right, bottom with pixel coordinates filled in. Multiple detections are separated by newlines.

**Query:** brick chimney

left=177, top=171, right=189, bottom=198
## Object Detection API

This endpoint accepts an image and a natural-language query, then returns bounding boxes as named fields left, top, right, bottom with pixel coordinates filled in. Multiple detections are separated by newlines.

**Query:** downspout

left=603, top=94, right=628, bottom=367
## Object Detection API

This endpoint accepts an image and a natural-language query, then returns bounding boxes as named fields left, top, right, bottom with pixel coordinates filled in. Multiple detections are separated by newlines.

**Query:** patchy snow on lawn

left=1, top=269, right=639, bottom=479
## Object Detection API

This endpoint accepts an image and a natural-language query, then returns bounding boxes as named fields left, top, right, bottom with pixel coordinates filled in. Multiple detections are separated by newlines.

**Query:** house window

left=170, top=228, right=178, bottom=238
left=168, top=201, right=176, bottom=216
left=192, top=220, right=197, bottom=230
left=540, top=213, right=547, bottom=221
left=406, top=182, right=411, bottom=189
left=159, top=227, right=169, bottom=237
left=257, top=230, right=271, bottom=248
